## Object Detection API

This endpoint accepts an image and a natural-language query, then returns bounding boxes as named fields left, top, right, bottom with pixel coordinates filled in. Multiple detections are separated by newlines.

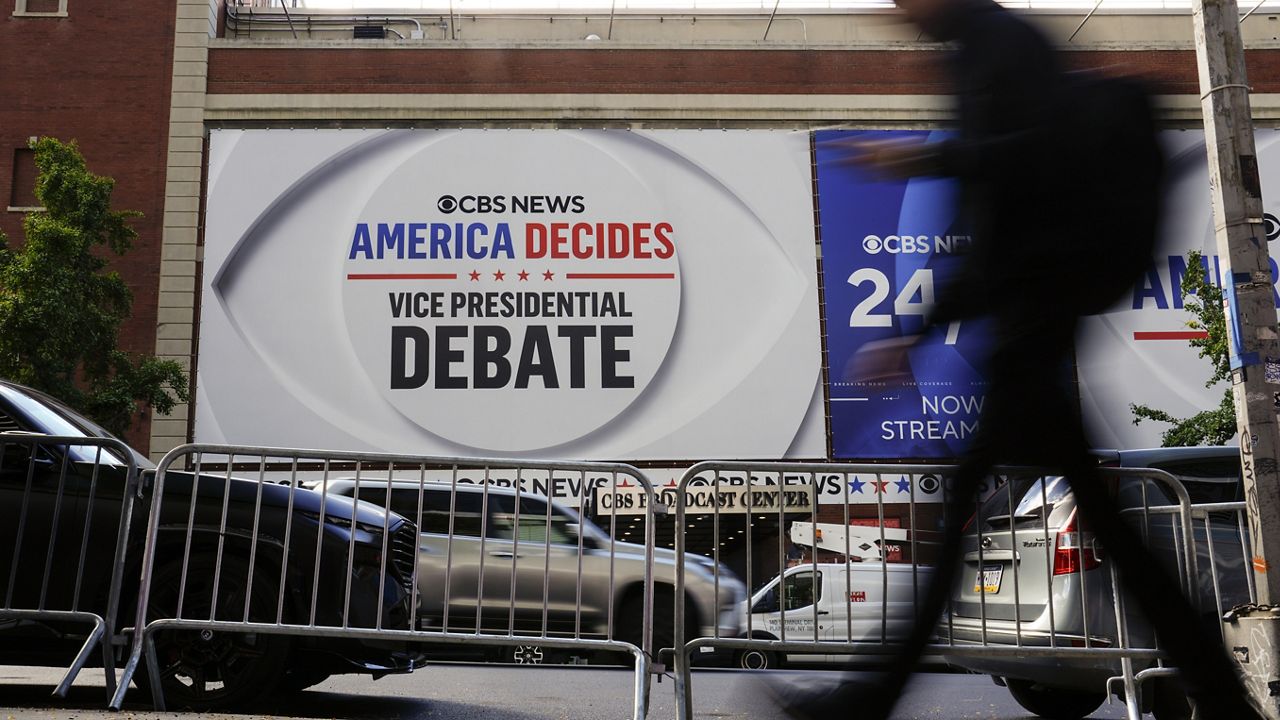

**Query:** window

left=978, top=475, right=1075, bottom=531
left=1154, top=459, right=1243, bottom=504
left=394, top=487, right=489, bottom=538
left=751, top=570, right=822, bottom=613
left=488, top=496, right=576, bottom=545
left=9, top=147, right=40, bottom=211
left=13, top=0, right=67, bottom=17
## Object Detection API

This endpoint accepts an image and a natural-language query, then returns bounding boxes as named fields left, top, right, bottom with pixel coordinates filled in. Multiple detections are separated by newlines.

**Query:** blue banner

left=816, top=130, right=989, bottom=459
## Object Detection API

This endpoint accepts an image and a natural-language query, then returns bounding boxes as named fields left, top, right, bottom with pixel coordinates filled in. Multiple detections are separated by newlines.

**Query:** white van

left=730, top=562, right=932, bottom=669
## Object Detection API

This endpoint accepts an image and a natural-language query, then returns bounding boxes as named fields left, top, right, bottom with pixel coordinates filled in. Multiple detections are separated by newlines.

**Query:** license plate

left=973, top=564, right=1003, bottom=594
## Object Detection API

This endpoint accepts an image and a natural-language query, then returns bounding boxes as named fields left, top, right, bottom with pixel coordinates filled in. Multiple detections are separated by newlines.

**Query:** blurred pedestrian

left=771, top=0, right=1261, bottom=717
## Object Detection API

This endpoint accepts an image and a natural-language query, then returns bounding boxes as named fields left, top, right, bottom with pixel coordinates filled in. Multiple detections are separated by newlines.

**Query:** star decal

left=872, top=480, right=890, bottom=494
left=469, top=270, right=481, bottom=281
left=518, top=270, right=530, bottom=281
left=493, top=270, right=505, bottom=281
left=543, top=270, right=555, bottom=281
left=848, top=478, right=866, bottom=494
left=895, top=477, right=912, bottom=493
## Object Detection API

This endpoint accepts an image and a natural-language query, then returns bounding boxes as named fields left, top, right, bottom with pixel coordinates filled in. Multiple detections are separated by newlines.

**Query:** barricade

left=0, top=433, right=141, bottom=702
left=665, top=461, right=1232, bottom=720
left=1124, top=499, right=1255, bottom=712
left=112, top=444, right=661, bottom=718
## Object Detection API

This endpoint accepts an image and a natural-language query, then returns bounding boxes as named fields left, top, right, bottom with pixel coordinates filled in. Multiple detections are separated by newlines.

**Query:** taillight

left=1053, top=509, right=1103, bottom=575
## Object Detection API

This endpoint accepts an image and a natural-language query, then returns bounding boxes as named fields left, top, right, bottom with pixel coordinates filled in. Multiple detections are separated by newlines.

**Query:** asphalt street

left=0, top=663, right=1133, bottom=720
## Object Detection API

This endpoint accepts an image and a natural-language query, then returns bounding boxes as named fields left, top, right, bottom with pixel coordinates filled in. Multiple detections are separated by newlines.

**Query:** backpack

left=1057, top=72, right=1165, bottom=316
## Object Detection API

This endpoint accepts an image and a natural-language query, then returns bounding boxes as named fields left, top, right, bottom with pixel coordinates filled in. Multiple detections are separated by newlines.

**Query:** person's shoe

left=1188, top=693, right=1265, bottom=720
left=761, top=673, right=898, bottom=720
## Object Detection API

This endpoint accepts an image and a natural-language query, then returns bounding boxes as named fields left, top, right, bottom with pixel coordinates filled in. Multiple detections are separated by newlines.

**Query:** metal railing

left=0, top=433, right=141, bottom=703
left=665, top=461, right=1250, bottom=720
left=112, top=444, right=659, bottom=718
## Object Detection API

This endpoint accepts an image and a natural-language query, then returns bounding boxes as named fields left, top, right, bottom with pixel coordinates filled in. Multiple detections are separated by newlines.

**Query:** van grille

left=390, top=521, right=418, bottom=594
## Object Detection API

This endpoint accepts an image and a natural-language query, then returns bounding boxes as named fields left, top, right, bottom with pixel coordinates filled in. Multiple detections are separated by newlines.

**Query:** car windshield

left=0, top=384, right=154, bottom=468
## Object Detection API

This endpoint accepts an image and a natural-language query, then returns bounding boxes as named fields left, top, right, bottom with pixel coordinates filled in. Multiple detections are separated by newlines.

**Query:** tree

left=1130, top=249, right=1236, bottom=446
left=0, top=137, right=188, bottom=437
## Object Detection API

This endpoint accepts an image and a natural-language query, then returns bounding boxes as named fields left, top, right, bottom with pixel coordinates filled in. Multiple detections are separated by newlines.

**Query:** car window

left=393, top=487, right=488, bottom=537
left=1151, top=459, right=1242, bottom=504
left=1115, top=477, right=1172, bottom=510
left=0, top=407, right=19, bottom=433
left=751, top=570, right=822, bottom=613
left=518, top=497, right=577, bottom=545
left=0, top=385, right=133, bottom=465
left=487, top=495, right=576, bottom=544
left=978, top=475, right=1074, bottom=531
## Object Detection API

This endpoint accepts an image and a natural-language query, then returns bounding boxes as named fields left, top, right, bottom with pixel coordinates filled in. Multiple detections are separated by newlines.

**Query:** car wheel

left=512, top=645, right=546, bottom=664
left=1005, top=679, right=1106, bottom=720
left=617, top=587, right=692, bottom=665
left=143, top=553, right=291, bottom=710
left=735, top=648, right=779, bottom=670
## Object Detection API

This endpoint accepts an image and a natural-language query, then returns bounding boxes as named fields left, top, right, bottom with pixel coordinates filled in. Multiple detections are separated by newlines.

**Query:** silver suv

left=326, top=480, right=745, bottom=660
left=943, top=446, right=1249, bottom=720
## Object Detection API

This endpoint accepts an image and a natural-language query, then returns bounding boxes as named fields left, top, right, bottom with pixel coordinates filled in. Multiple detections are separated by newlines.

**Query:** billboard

left=1076, top=129, right=1280, bottom=448
left=196, top=129, right=825, bottom=460
left=815, top=130, right=988, bottom=459
left=817, top=128, right=1280, bottom=455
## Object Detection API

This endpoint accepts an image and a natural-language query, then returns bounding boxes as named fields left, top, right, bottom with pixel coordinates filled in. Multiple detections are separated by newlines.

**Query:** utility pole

left=1192, top=0, right=1280, bottom=713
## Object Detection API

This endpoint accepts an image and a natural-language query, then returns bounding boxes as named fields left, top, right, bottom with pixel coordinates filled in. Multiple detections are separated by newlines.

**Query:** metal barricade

left=1123, top=499, right=1255, bottom=713
left=112, top=444, right=658, bottom=718
left=666, top=461, right=1209, bottom=720
left=0, top=433, right=141, bottom=702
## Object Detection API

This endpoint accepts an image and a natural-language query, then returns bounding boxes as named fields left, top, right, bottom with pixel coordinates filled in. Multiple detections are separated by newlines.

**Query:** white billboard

left=196, top=129, right=825, bottom=460
left=1078, top=130, right=1280, bottom=448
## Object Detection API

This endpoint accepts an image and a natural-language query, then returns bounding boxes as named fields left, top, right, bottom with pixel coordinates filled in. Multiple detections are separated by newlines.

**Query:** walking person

left=771, top=0, right=1262, bottom=716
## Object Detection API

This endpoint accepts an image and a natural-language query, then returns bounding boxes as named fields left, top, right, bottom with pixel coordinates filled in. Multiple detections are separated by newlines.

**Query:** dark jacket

left=927, top=0, right=1073, bottom=325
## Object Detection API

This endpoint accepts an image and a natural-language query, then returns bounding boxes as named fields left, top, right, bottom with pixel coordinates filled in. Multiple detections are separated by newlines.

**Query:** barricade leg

left=52, top=616, right=104, bottom=698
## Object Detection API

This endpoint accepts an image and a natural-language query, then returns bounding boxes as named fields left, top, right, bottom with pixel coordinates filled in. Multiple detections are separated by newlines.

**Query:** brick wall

left=0, top=0, right=178, bottom=448
left=204, top=47, right=1280, bottom=96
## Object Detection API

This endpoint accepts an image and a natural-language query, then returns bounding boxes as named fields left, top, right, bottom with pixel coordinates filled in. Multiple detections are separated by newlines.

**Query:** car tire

left=735, top=648, right=779, bottom=670
left=142, top=552, right=291, bottom=710
left=1005, top=679, right=1106, bottom=720
left=617, top=587, right=693, bottom=666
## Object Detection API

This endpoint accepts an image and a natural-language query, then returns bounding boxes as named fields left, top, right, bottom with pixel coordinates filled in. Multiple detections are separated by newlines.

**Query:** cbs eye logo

left=1265, top=213, right=1280, bottom=242
left=436, top=194, right=506, bottom=214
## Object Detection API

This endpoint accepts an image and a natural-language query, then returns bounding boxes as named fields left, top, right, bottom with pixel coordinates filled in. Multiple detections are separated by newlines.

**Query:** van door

left=750, top=568, right=824, bottom=659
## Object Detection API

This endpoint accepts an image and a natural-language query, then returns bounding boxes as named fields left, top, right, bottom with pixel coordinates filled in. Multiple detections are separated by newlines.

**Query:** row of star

left=468, top=269, right=556, bottom=281
left=848, top=478, right=915, bottom=494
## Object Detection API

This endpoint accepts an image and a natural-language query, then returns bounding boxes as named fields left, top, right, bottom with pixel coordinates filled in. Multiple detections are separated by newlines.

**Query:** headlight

left=299, top=510, right=387, bottom=539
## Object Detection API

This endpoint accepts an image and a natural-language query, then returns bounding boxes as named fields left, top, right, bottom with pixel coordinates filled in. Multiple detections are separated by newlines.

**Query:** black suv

left=0, top=380, right=421, bottom=709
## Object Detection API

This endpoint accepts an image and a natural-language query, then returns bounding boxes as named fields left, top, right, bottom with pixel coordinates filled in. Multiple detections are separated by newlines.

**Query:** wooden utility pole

left=1193, top=0, right=1280, bottom=713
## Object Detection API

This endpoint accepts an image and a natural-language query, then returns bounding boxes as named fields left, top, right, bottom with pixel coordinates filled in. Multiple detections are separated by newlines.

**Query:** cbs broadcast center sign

left=196, top=129, right=826, bottom=461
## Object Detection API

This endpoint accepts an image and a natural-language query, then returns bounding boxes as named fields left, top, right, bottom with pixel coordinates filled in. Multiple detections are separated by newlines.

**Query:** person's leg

left=1063, top=456, right=1259, bottom=718
left=775, top=445, right=995, bottom=720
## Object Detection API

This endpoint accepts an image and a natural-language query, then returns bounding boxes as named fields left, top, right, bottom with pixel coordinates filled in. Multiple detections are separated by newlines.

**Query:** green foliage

left=1130, top=249, right=1237, bottom=446
left=0, top=137, right=188, bottom=437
